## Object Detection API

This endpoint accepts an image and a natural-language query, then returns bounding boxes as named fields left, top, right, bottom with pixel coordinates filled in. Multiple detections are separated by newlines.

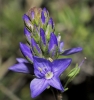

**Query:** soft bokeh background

left=0, top=0, right=94, bottom=100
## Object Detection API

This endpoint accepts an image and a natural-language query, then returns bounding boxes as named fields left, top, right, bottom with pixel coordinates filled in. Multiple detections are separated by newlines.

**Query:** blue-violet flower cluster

left=9, top=7, right=83, bottom=98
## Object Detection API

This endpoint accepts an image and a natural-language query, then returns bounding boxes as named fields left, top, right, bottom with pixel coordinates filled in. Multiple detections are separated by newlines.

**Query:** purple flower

left=40, top=28, right=46, bottom=45
left=49, top=32, right=58, bottom=56
left=59, top=41, right=64, bottom=53
left=43, top=7, right=48, bottom=15
left=31, top=28, right=82, bottom=57
left=20, top=43, right=33, bottom=62
left=59, top=41, right=83, bottom=55
left=31, top=38, right=41, bottom=54
left=62, top=47, right=83, bottom=55
left=22, top=27, right=83, bottom=59
left=24, top=27, right=31, bottom=43
left=41, top=10, right=45, bottom=24
left=23, top=14, right=33, bottom=30
left=9, top=56, right=72, bottom=98
left=9, top=58, right=34, bottom=74
left=30, top=57, right=72, bottom=98
left=48, top=18, right=54, bottom=29
left=23, top=14, right=30, bottom=23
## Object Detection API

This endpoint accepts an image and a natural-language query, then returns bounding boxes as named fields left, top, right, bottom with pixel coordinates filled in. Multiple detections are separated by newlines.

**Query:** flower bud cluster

left=22, top=7, right=82, bottom=61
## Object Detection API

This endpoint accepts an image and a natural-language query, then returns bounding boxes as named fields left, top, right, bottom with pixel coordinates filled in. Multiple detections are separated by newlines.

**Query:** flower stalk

left=51, top=87, right=57, bottom=100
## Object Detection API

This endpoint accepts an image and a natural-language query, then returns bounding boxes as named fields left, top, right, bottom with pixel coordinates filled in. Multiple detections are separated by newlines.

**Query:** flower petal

left=30, top=78, right=48, bottom=98
left=23, top=14, right=33, bottom=30
left=16, top=58, right=28, bottom=63
left=9, top=63, right=34, bottom=74
left=40, top=28, right=46, bottom=45
left=41, top=11, right=45, bottom=24
left=23, top=14, right=30, bottom=22
left=31, top=38, right=41, bottom=53
left=49, top=33, right=58, bottom=56
left=43, top=8, right=48, bottom=14
left=48, top=18, right=54, bottom=29
left=20, top=43, right=33, bottom=62
left=59, top=41, right=64, bottom=53
left=49, top=33, right=58, bottom=51
left=48, top=77, right=64, bottom=91
left=52, top=58, right=72, bottom=76
left=24, top=27, right=31, bottom=42
left=62, top=47, right=83, bottom=55
left=33, top=56, right=52, bottom=78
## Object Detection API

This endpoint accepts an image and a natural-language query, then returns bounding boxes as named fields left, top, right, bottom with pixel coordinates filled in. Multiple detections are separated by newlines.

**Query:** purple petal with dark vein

left=40, top=28, right=46, bottom=45
left=33, top=56, right=52, bottom=78
left=59, top=41, right=64, bottom=53
left=24, top=27, right=31, bottom=42
left=20, top=43, right=33, bottom=62
left=23, top=14, right=30, bottom=22
left=41, top=11, right=45, bottom=24
left=9, top=63, right=34, bottom=74
left=62, top=47, right=83, bottom=55
left=16, top=58, right=28, bottom=63
left=30, top=78, right=48, bottom=98
left=48, top=77, right=64, bottom=91
left=31, top=38, right=41, bottom=53
left=52, top=58, right=72, bottom=76
left=23, top=14, right=33, bottom=29
left=49, top=33, right=58, bottom=51
left=48, top=18, right=54, bottom=29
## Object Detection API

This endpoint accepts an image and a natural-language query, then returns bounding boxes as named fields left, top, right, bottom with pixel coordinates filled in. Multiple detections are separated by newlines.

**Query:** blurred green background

left=0, top=0, right=94, bottom=100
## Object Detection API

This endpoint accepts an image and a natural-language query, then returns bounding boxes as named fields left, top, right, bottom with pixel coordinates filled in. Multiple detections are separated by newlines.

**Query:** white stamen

left=48, top=58, right=53, bottom=62
left=45, top=71, right=53, bottom=79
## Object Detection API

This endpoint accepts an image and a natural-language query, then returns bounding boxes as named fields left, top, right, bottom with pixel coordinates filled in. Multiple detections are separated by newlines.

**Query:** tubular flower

left=9, top=56, right=72, bottom=98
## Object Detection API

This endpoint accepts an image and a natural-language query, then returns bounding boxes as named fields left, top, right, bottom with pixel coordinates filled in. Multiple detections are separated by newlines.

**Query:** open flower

left=30, top=57, right=72, bottom=98
left=9, top=56, right=72, bottom=98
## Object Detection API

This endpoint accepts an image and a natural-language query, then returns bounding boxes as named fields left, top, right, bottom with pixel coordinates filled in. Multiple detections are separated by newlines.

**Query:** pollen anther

left=48, top=58, right=53, bottom=62
left=38, top=67, right=42, bottom=72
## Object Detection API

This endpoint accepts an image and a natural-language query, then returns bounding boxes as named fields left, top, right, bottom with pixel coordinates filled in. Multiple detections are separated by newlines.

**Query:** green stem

left=56, top=90, right=63, bottom=100
left=58, top=93, right=63, bottom=100
left=50, top=87, right=57, bottom=100
left=50, top=88, right=63, bottom=100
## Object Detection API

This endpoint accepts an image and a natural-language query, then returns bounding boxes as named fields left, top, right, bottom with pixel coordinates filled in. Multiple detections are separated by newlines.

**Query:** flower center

left=45, top=71, right=53, bottom=79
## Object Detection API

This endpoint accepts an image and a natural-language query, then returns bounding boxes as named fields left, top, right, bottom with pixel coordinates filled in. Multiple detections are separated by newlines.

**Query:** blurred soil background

left=0, top=0, right=94, bottom=100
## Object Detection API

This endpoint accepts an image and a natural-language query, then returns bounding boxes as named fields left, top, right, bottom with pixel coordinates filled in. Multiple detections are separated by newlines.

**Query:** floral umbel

left=9, top=7, right=84, bottom=99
